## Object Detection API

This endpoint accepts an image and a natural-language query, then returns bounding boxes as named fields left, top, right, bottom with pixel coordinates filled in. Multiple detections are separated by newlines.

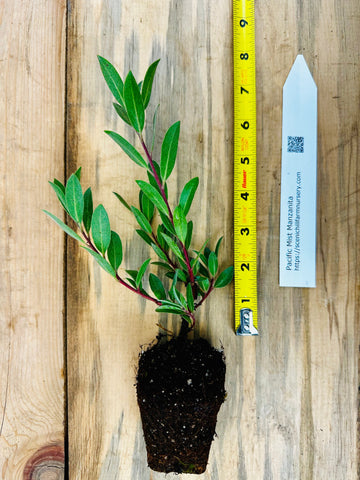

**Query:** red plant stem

left=81, top=229, right=162, bottom=306
left=138, top=133, right=195, bottom=285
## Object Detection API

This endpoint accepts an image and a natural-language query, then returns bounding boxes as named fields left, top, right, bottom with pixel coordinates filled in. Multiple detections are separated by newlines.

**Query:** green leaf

left=157, top=224, right=168, bottom=250
left=151, top=104, right=160, bottom=153
left=124, top=71, right=145, bottom=132
left=113, top=102, right=132, bottom=126
left=53, top=178, right=65, bottom=193
left=49, top=181, right=68, bottom=213
left=141, top=59, right=160, bottom=109
left=179, top=177, right=199, bottom=216
left=65, top=174, right=84, bottom=224
left=83, top=187, right=93, bottom=233
left=136, top=180, right=168, bottom=215
left=107, top=231, right=123, bottom=271
left=136, top=229, right=153, bottom=246
left=198, top=276, right=210, bottom=292
left=160, top=121, right=180, bottom=181
left=159, top=211, right=175, bottom=235
left=126, top=270, right=138, bottom=281
left=185, top=220, right=193, bottom=249
left=136, top=258, right=151, bottom=288
left=173, top=205, right=188, bottom=244
left=149, top=273, right=166, bottom=300
left=131, top=206, right=152, bottom=235
left=105, top=131, right=147, bottom=168
left=214, top=266, right=234, bottom=288
left=151, top=242, right=169, bottom=262
left=97, top=55, right=124, bottom=106
left=186, top=283, right=194, bottom=312
left=155, top=305, right=184, bottom=315
left=215, top=236, right=223, bottom=256
left=43, top=210, right=85, bottom=243
left=139, top=191, right=155, bottom=222
left=91, top=204, right=111, bottom=255
left=161, top=233, right=184, bottom=261
left=175, top=269, right=187, bottom=283
left=113, top=191, right=132, bottom=212
left=151, top=261, right=173, bottom=271
left=75, top=167, right=82, bottom=181
left=208, top=251, right=218, bottom=276
left=83, top=247, right=116, bottom=277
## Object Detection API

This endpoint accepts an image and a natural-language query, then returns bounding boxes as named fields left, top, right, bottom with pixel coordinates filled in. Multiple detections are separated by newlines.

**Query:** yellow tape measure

left=233, top=0, right=258, bottom=335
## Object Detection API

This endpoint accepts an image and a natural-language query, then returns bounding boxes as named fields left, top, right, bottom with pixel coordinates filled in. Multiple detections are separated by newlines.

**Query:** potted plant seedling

left=44, top=56, right=233, bottom=474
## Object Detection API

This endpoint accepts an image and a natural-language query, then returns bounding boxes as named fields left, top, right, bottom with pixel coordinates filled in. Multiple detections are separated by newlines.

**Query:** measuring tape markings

left=233, top=0, right=258, bottom=335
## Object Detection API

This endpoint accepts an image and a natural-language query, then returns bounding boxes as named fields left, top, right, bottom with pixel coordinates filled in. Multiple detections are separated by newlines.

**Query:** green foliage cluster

left=44, top=57, right=233, bottom=330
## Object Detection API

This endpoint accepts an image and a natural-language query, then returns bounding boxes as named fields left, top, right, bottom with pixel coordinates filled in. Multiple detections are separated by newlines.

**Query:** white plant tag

left=279, top=55, right=317, bottom=288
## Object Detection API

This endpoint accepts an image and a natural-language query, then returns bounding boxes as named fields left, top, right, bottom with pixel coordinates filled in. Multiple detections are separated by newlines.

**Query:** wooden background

left=1, top=0, right=359, bottom=479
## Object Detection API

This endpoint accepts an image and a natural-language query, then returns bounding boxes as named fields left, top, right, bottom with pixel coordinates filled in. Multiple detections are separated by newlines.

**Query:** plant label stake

left=233, top=0, right=258, bottom=335
left=279, top=55, right=318, bottom=288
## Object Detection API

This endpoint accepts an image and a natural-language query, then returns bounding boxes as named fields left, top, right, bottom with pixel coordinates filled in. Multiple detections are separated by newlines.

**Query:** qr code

left=287, top=136, right=304, bottom=153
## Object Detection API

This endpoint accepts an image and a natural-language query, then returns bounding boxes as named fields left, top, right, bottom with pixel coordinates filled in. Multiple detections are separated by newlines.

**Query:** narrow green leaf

left=105, top=131, right=147, bottom=168
left=214, top=266, right=234, bottom=288
left=113, top=102, right=132, bottom=126
left=97, top=55, right=124, bottom=106
left=65, top=174, right=84, bottom=224
left=131, top=206, right=152, bottom=235
left=136, top=258, right=151, bottom=288
left=124, top=71, right=145, bottom=132
left=75, top=167, right=82, bottom=181
left=159, top=211, right=175, bottom=235
left=43, top=210, right=84, bottom=243
left=141, top=59, right=160, bottom=109
left=83, top=187, right=93, bottom=233
left=83, top=247, right=116, bottom=277
left=53, top=178, right=65, bottom=193
left=113, top=191, right=132, bottom=212
left=91, top=204, right=111, bottom=255
left=151, top=261, right=173, bottom=271
left=161, top=233, right=184, bottom=261
left=175, top=269, right=187, bottom=283
left=155, top=305, right=184, bottom=315
left=149, top=273, right=166, bottom=300
left=151, top=243, right=169, bottom=262
left=186, top=283, right=194, bottom=312
left=151, top=104, right=160, bottom=153
left=157, top=224, right=168, bottom=250
left=179, top=177, right=199, bottom=216
left=160, top=121, right=180, bottom=181
left=126, top=270, right=138, bottom=281
left=136, top=229, right=153, bottom=246
left=107, top=231, right=123, bottom=271
left=198, top=276, right=210, bottom=292
left=215, top=236, right=223, bottom=256
left=139, top=190, right=155, bottom=222
left=185, top=220, right=193, bottom=249
left=173, top=205, right=188, bottom=244
left=208, top=251, right=218, bottom=277
left=136, top=180, right=168, bottom=215
left=49, top=181, right=68, bottom=213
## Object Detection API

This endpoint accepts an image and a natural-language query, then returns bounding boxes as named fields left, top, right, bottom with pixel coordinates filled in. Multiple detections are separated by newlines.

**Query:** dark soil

left=136, top=336, right=226, bottom=474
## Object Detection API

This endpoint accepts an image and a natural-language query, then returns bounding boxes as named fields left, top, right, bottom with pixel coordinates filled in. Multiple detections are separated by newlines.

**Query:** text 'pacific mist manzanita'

left=44, top=57, right=233, bottom=335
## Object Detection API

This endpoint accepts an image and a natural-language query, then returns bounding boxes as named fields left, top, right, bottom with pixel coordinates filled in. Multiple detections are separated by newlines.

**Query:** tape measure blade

left=233, top=0, right=258, bottom=336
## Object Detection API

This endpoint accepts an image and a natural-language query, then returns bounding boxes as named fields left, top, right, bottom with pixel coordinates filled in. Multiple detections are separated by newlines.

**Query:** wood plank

left=66, top=0, right=359, bottom=478
left=0, top=1, right=66, bottom=478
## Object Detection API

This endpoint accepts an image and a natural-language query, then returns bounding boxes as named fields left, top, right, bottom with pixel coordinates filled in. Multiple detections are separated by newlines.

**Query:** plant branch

left=194, top=279, right=215, bottom=310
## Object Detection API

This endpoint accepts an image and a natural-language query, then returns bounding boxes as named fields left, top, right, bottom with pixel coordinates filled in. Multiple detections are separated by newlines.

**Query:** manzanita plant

left=44, top=57, right=233, bottom=333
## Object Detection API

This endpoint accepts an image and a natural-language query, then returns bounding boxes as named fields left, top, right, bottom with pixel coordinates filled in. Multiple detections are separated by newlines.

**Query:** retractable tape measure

left=233, top=0, right=258, bottom=335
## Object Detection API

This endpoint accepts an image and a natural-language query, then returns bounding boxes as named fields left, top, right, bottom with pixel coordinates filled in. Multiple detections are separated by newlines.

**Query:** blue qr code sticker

left=287, top=136, right=304, bottom=153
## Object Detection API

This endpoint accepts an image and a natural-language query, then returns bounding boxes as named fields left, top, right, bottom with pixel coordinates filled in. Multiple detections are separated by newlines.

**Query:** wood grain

left=0, top=1, right=66, bottom=478
left=1, top=0, right=358, bottom=478
left=65, top=0, right=359, bottom=478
